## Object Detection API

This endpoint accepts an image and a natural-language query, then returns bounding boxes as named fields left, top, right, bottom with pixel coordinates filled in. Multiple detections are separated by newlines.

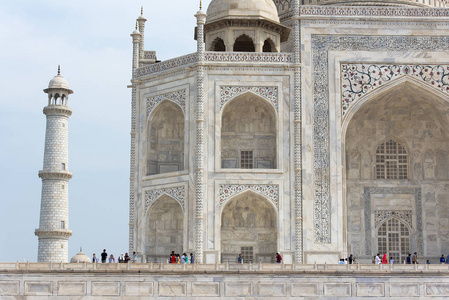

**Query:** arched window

left=378, top=218, right=410, bottom=264
left=233, top=35, right=255, bottom=52
left=375, top=139, right=408, bottom=179
left=210, top=37, right=225, bottom=51
left=262, top=39, right=276, bottom=53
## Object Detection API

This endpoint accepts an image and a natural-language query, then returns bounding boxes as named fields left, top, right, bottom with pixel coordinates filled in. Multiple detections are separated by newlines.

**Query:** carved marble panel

left=341, top=64, right=449, bottom=119
left=220, top=86, right=278, bottom=111
left=146, top=89, right=186, bottom=119
left=219, top=184, right=279, bottom=209
left=145, top=186, right=185, bottom=212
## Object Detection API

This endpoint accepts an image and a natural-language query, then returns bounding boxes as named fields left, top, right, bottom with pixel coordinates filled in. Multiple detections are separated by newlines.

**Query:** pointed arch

left=233, top=34, right=255, bottom=52
left=221, top=92, right=277, bottom=169
left=147, top=100, right=185, bottom=175
left=145, top=194, right=184, bottom=262
left=376, top=217, right=411, bottom=264
left=220, top=190, right=277, bottom=263
left=210, top=37, right=226, bottom=51
left=263, top=38, right=276, bottom=53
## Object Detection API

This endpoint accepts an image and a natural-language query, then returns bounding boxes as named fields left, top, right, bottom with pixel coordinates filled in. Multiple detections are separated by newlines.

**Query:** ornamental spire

left=57, top=65, right=60, bottom=76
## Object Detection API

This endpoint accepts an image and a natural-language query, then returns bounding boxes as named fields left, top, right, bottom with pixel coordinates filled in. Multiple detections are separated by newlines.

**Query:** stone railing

left=134, top=52, right=293, bottom=78
left=2, top=262, right=449, bottom=273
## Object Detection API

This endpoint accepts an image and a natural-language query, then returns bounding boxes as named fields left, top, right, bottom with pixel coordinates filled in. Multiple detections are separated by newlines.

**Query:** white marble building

left=128, top=0, right=449, bottom=264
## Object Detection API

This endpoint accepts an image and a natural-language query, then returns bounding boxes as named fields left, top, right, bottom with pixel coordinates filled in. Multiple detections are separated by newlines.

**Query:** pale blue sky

left=0, top=0, right=211, bottom=262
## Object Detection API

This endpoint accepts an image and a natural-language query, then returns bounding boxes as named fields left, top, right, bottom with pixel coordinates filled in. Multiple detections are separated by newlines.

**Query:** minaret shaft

left=35, top=72, right=73, bottom=262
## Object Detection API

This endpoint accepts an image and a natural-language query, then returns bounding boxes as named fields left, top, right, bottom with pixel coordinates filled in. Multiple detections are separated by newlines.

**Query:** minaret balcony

left=38, top=170, right=73, bottom=180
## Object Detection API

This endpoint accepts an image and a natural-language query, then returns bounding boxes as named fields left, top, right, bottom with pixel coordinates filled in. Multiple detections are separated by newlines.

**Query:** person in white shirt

left=375, top=254, right=381, bottom=264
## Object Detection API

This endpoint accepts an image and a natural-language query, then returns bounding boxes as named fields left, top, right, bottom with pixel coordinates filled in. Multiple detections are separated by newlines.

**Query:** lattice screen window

left=375, top=139, right=408, bottom=179
left=378, top=218, right=410, bottom=264
left=240, top=151, right=253, bottom=169
left=241, top=246, right=254, bottom=263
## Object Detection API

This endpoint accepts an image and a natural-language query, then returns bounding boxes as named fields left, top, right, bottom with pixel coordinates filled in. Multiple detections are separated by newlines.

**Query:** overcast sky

left=0, top=0, right=211, bottom=262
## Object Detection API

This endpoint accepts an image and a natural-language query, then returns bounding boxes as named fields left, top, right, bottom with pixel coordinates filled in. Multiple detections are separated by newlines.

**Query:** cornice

left=38, top=171, right=73, bottom=180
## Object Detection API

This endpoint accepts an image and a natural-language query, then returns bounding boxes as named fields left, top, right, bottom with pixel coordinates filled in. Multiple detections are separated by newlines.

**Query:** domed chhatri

left=47, top=66, right=72, bottom=91
left=70, top=251, right=91, bottom=263
left=206, top=0, right=280, bottom=24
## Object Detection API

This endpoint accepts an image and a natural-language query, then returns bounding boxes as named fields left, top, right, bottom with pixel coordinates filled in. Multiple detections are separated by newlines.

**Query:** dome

left=206, top=0, right=280, bottom=24
left=70, top=251, right=91, bottom=263
left=48, top=75, right=70, bottom=90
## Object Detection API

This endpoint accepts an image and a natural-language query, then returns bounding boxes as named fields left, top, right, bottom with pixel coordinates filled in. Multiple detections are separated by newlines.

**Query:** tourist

left=132, top=251, right=137, bottom=263
left=427, top=260, right=431, bottom=264
left=352, top=257, right=357, bottom=264
left=406, top=253, right=411, bottom=264
left=118, top=253, right=124, bottom=263
left=441, top=255, right=446, bottom=264
left=180, top=253, right=186, bottom=264
left=348, top=254, right=353, bottom=264
left=238, top=254, right=243, bottom=264
left=124, top=252, right=131, bottom=263
left=382, top=254, right=388, bottom=264
left=101, top=249, right=107, bottom=263
left=171, top=254, right=177, bottom=263
left=108, top=254, right=115, bottom=263
left=190, top=253, right=194, bottom=264
left=176, top=254, right=180, bottom=263
left=276, top=252, right=282, bottom=264
left=375, top=254, right=381, bottom=264
left=412, top=252, right=418, bottom=264
left=92, top=253, right=98, bottom=263
left=184, top=253, right=189, bottom=264
left=390, top=257, right=394, bottom=264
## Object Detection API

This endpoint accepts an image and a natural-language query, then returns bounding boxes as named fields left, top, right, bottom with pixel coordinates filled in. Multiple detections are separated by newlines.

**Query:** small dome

left=70, top=251, right=91, bottom=263
left=48, top=75, right=70, bottom=90
left=206, top=0, right=280, bottom=24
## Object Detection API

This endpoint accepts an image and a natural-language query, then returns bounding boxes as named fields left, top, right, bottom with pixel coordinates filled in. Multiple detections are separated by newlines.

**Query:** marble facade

left=129, top=0, right=449, bottom=264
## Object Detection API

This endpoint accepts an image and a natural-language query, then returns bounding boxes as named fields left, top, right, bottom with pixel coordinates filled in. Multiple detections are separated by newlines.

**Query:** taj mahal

left=8, top=0, right=449, bottom=298
left=126, top=0, right=449, bottom=265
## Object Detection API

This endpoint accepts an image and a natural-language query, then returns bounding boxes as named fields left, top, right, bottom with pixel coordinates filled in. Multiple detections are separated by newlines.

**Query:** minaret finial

left=57, top=65, right=60, bottom=76
left=135, top=21, right=138, bottom=30
left=141, top=6, right=143, bottom=15
left=200, top=0, right=202, bottom=10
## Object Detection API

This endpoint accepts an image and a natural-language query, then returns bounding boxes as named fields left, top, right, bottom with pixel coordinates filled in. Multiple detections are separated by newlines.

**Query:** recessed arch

left=344, top=76, right=449, bottom=262
left=263, top=38, right=276, bottom=53
left=233, top=34, right=255, bottom=52
left=210, top=37, right=226, bottom=51
left=220, top=190, right=277, bottom=263
left=376, top=217, right=411, bottom=264
left=147, top=100, right=185, bottom=175
left=145, top=194, right=184, bottom=262
left=221, top=92, right=277, bottom=169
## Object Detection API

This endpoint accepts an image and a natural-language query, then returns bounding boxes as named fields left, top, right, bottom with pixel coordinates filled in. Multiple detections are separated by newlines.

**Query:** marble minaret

left=35, top=67, right=73, bottom=262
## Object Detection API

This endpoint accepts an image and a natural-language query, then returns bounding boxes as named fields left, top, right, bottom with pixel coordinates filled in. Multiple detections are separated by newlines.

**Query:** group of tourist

left=372, top=252, right=420, bottom=264
left=169, top=251, right=194, bottom=264
left=339, top=254, right=356, bottom=264
left=92, top=249, right=137, bottom=263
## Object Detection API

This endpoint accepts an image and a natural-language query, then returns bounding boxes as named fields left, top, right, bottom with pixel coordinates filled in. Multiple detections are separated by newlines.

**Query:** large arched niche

left=220, top=191, right=277, bottom=263
left=344, top=79, right=449, bottom=262
left=145, top=195, right=183, bottom=262
left=221, top=93, right=277, bottom=169
left=147, top=100, right=185, bottom=175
